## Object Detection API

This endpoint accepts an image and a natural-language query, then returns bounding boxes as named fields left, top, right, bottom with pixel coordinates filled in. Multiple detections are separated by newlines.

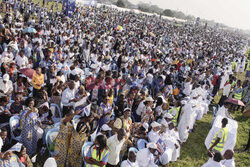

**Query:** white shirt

left=0, top=137, right=3, bottom=152
left=121, top=160, right=139, bottom=167
left=202, top=159, right=225, bottom=167
left=221, top=158, right=235, bottom=167
left=15, top=55, right=28, bottom=68
left=136, top=101, right=145, bottom=116
left=107, top=134, right=125, bottom=165
left=223, top=84, right=231, bottom=96
left=0, top=80, right=13, bottom=97
left=137, top=148, right=158, bottom=167
left=61, top=88, right=76, bottom=106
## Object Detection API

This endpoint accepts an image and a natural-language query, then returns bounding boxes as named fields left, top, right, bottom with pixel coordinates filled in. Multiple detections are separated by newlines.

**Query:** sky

left=128, top=0, right=250, bottom=30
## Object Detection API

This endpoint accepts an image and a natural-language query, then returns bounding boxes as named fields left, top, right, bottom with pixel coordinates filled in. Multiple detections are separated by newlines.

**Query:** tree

left=116, top=0, right=125, bottom=8
left=163, top=9, right=174, bottom=17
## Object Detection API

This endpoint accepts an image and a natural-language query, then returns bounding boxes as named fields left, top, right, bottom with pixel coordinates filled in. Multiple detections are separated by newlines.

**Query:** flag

left=81, top=104, right=91, bottom=116
left=63, top=0, right=76, bottom=17
left=8, top=143, right=23, bottom=152
left=156, top=139, right=166, bottom=154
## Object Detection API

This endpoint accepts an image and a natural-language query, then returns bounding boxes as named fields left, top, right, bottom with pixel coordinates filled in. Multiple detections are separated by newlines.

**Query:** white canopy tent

left=75, top=0, right=97, bottom=7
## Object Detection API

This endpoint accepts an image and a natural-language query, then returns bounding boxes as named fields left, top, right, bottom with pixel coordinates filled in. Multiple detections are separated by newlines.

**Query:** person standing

left=20, top=97, right=41, bottom=156
left=31, top=67, right=44, bottom=98
left=61, top=81, right=77, bottom=116
left=209, top=118, right=229, bottom=153
left=54, top=109, right=79, bottom=167
left=218, top=79, right=232, bottom=107
left=106, top=129, right=126, bottom=167
left=233, top=80, right=243, bottom=111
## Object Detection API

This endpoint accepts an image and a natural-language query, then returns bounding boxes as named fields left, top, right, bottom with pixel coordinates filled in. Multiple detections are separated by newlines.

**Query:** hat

left=3, top=74, right=9, bottom=81
left=158, top=96, right=167, bottom=103
left=124, top=108, right=131, bottom=112
left=142, top=122, right=149, bottom=132
left=147, top=142, right=157, bottom=149
left=39, top=102, right=49, bottom=109
left=161, top=119, right=168, bottom=127
left=101, top=124, right=112, bottom=131
left=163, top=113, right=173, bottom=119
left=151, top=121, right=161, bottom=128
left=113, top=118, right=122, bottom=129
left=145, top=96, right=154, bottom=102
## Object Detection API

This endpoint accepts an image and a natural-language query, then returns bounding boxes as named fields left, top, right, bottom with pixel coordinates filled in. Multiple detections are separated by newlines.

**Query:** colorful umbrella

left=23, top=27, right=37, bottom=33
left=225, top=98, right=245, bottom=106
left=19, top=68, right=35, bottom=79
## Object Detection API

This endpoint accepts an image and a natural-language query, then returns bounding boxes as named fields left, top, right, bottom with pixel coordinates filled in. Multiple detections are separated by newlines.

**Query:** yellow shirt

left=32, top=73, right=44, bottom=89
left=108, top=95, right=114, bottom=106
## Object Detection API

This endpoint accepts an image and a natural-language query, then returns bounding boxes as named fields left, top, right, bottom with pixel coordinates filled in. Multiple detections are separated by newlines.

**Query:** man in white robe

left=178, top=102, right=197, bottom=142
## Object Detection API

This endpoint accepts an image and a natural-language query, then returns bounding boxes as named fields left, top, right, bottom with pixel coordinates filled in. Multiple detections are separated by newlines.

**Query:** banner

left=63, top=0, right=76, bottom=17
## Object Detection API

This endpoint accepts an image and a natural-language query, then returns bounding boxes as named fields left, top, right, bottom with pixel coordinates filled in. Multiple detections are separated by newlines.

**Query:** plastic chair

left=128, top=147, right=139, bottom=153
left=43, top=157, right=57, bottom=167
left=9, top=115, right=21, bottom=142
left=137, top=139, right=148, bottom=150
left=45, top=127, right=59, bottom=156
left=50, top=103, right=62, bottom=123
left=81, top=142, right=93, bottom=166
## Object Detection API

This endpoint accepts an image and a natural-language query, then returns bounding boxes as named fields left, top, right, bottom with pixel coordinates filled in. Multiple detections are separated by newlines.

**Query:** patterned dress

left=67, top=130, right=88, bottom=167
left=20, top=108, right=40, bottom=156
left=54, top=119, right=73, bottom=167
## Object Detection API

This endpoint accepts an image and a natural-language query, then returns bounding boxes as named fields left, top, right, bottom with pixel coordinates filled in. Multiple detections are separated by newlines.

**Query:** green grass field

left=1, top=1, right=250, bottom=166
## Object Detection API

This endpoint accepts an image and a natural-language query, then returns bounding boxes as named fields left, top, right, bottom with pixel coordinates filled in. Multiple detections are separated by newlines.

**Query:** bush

left=116, top=0, right=125, bottom=8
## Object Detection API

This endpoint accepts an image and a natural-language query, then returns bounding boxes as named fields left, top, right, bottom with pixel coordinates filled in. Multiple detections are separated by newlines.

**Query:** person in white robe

left=137, top=143, right=159, bottom=167
left=157, top=121, right=173, bottom=165
left=121, top=150, right=139, bottom=167
left=221, top=150, right=235, bottom=167
left=165, top=122, right=181, bottom=161
left=216, top=103, right=232, bottom=119
left=202, top=152, right=225, bottom=167
left=183, top=78, right=192, bottom=96
left=148, top=121, right=161, bottom=143
left=239, top=57, right=246, bottom=73
left=178, top=102, right=197, bottom=142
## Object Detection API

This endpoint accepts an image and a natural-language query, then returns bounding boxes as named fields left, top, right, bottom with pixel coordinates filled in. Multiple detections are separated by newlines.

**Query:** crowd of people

left=0, top=0, right=249, bottom=166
